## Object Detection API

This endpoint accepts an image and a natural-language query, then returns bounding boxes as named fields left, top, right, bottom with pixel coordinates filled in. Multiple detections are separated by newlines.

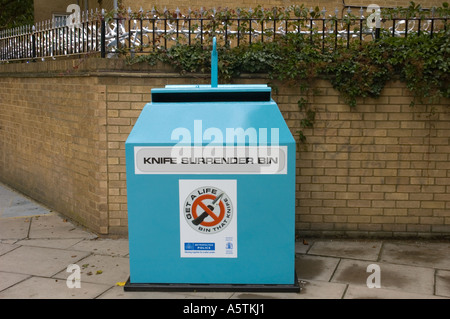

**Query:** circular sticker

left=183, top=186, right=233, bottom=234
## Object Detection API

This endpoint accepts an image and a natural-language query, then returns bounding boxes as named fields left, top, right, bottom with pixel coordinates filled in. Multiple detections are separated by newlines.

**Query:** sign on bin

left=179, top=179, right=237, bottom=258
left=134, top=146, right=287, bottom=174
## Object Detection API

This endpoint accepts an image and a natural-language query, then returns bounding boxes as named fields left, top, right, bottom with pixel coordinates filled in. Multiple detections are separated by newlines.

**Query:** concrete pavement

left=1, top=181, right=450, bottom=299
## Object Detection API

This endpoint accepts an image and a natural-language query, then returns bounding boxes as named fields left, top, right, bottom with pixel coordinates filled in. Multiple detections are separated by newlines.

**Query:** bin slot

left=151, top=91, right=271, bottom=103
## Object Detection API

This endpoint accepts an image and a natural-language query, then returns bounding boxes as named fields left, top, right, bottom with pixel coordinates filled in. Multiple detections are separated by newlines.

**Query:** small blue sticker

left=185, top=243, right=215, bottom=251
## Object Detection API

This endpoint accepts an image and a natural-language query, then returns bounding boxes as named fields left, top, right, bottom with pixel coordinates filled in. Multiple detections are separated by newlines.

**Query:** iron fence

left=0, top=7, right=448, bottom=62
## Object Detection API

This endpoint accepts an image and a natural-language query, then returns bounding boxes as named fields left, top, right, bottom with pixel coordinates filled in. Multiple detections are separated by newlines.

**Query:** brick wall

left=0, top=61, right=109, bottom=234
left=0, top=59, right=449, bottom=238
left=277, top=80, right=450, bottom=238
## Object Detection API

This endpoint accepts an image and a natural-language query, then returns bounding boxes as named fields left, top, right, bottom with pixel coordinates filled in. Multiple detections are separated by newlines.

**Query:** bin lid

left=126, top=98, right=294, bottom=146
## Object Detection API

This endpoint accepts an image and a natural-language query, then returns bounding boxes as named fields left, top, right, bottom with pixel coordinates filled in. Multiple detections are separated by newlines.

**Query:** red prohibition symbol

left=191, top=194, right=225, bottom=227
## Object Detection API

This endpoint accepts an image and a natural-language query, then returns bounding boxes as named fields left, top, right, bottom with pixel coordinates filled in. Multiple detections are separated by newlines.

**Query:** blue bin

left=124, top=40, right=299, bottom=292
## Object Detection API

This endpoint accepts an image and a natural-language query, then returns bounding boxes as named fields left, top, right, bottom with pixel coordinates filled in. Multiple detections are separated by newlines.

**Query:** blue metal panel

left=126, top=101, right=292, bottom=145
left=125, top=174, right=295, bottom=284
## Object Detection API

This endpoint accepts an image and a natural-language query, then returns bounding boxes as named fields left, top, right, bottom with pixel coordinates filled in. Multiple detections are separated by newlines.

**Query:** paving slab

left=307, top=239, right=382, bottom=261
left=0, top=184, right=52, bottom=218
left=0, top=243, right=19, bottom=256
left=0, top=276, right=110, bottom=299
left=0, top=185, right=23, bottom=216
left=344, top=285, right=446, bottom=299
left=0, top=245, right=91, bottom=277
left=53, top=254, right=130, bottom=286
left=293, top=280, right=347, bottom=299
left=331, top=259, right=435, bottom=295
left=2, top=196, right=52, bottom=218
left=0, top=183, right=16, bottom=203
left=0, top=271, right=30, bottom=291
left=380, top=242, right=450, bottom=271
left=0, top=218, right=31, bottom=240
left=98, top=286, right=235, bottom=299
left=28, top=214, right=97, bottom=239
left=15, top=238, right=84, bottom=250
left=295, top=240, right=313, bottom=254
left=71, top=238, right=130, bottom=257
left=295, top=254, right=340, bottom=281
left=436, top=270, right=450, bottom=298
left=231, top=280, right=346, bottom=299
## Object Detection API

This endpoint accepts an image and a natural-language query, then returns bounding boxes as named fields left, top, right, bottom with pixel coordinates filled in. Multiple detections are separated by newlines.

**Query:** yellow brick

left=348, top=216, right=371, bottom=223
left=389, top=96, right=414, bottom=104
left=389, top=113, right=414, bottom=121
left=375, top=137, right=398, bottom=145
left=108, top=101, right=131, bottom=109
left=108, top=85, right=131, bottom=93
left=119, top=93, right=142, bottom=101
left=364, top=113, right=387, bottom=121
left=372, top=216, right=395, bottom=223
left=420, top=217, right=444, bottom=225
left=421, top=201, right=445, bottom=209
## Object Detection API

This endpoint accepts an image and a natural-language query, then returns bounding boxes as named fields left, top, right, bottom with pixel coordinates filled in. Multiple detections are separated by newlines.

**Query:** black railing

left=0, top=17, right=102, bottom=61
left=0, top=7, right=448, bottom=62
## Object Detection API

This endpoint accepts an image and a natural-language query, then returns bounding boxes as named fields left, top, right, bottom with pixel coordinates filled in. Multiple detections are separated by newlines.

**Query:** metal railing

left=0, top=7, right=448, bottom=62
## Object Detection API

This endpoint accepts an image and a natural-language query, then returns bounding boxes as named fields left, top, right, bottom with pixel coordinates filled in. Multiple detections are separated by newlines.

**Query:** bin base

left=124, top=272, right=301, bottom=293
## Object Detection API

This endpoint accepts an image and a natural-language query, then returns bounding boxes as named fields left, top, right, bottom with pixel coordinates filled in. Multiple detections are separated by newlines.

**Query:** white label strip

left=134, top=146, right=287, bottom=175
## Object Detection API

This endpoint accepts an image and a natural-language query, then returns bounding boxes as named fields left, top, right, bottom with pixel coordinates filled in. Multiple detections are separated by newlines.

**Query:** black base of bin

left=123, top=272, right=301, bottom=293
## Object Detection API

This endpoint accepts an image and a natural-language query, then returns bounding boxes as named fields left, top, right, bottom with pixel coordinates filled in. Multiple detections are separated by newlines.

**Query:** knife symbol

left=192, top=193, right=224, bottom=226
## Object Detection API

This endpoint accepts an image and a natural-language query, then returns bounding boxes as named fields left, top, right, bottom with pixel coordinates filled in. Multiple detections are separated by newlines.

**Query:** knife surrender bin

left=124, top=82, right=299, bottom=292
left=125, top=37, right=299, bottom=291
